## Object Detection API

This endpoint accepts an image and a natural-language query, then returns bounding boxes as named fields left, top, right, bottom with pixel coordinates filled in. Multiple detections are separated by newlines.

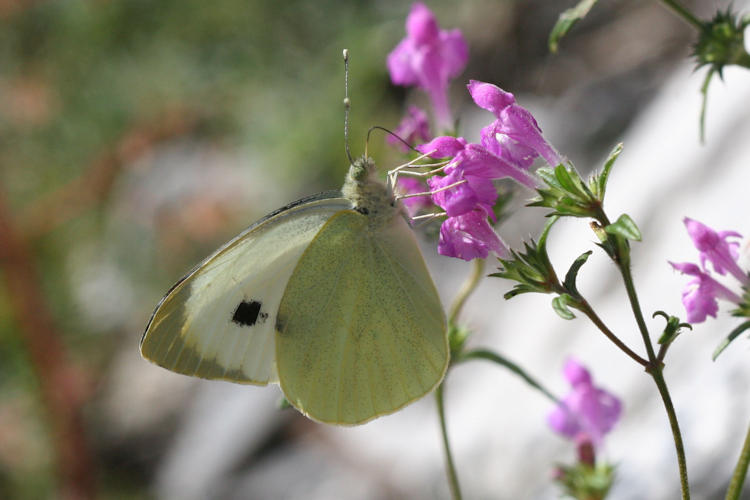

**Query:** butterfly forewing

left=275, top=210, right=448, bottom=425
left=140, top=195, right=353, bottom=385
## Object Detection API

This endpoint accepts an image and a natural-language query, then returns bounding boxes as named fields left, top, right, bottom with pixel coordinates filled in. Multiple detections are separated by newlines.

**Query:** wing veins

left=374, top=239, right=445, bottom=369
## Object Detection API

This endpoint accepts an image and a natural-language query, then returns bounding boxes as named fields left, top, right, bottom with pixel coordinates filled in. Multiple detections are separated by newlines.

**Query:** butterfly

left=140, top=156, right=449, bottom=425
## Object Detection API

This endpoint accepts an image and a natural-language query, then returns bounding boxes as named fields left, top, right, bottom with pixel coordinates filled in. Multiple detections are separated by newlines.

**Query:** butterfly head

left=342, top=156, right=397, bottom=228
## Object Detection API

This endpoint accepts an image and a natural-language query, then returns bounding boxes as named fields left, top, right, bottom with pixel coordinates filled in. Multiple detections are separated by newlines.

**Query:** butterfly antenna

left=367, top=125, right=421, bottom=154
left=343, top=49, right=355, bottom=165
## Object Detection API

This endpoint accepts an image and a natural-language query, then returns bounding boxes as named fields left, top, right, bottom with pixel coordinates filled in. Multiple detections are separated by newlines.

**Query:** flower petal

left=437, top=208, right=508, bottom=261
left=406, top=2, right=439, bottom=45
left=467, top=80, right=515, bottom=115
left=387, top=38, right=419, bottom=86
left=416, top=136, right=467, bottom=158
left=388, top=105, right=431, bottom=151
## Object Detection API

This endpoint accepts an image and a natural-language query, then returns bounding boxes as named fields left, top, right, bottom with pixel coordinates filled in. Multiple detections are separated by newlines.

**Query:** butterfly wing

left=275, top=210, right=448, bottom=425
left=140, top=192, right=353, bottom=385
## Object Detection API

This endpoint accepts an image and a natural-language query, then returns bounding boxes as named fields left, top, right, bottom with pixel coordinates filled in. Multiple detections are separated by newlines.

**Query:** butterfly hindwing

left=275, top=210, right=448, bottom=425
left=140, top=193, right=353, bottom=385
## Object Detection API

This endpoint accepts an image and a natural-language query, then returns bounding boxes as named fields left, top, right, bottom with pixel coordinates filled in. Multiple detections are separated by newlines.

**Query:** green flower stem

left=726, top=420, right=750, bottom=500
left=449, top=258, right=485, bottom=325
left=435, top=382, right=462, bottom=500
left=618, top=264, right=659, bottom=363
left=457, top=348, right=559, bottom=403
left=576, top=299, right=649, bottom=367
left=647, top=367, right=689, bottom=499
left=659, top=0, right=704, bottom=30
left=619, top=262, right=691, bottom=499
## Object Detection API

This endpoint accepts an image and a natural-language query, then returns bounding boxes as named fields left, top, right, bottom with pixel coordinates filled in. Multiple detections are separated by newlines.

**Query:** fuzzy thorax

left=341, top=156, right=397, bottom=229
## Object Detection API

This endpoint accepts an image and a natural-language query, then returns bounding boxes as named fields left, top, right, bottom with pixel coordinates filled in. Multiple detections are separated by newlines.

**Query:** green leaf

left=592, top=143, right=623, bottom=199
left=548, top=0, right=600, bottom=53
left=536, top=167, right=561, bottom=189
left=713, top=320, right=750, bottom=360
left=563, top=250, right=592, bottom=298
left=605, top=214, right=642, bottom=241
left=554, top=164, right=587, bottom=199
left=552, top=294, right=576, bottom=320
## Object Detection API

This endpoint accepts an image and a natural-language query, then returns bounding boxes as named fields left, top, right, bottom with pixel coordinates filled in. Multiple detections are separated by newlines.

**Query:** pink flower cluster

left=671, top=218, right=749, bottom=323
left=547, top=358, right=622, bottom=446
left=414, top=81, right=560, bottom=261
left=386, top=3, right=560, bottom=261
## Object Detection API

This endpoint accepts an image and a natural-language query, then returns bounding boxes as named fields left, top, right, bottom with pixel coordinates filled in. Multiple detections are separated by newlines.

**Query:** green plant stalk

left=659, top=0, right=704, bottom=30
left=457, top=349, right=559, bottom=403
left=725, top=421, right=750, bottom=500
left=650, top=367, right=690, bottom=500
left=619, top=262, right=690, bottom=499
left=436, top=383, right=462, bottom=500
left=449, top=258, right=485, bottom=324
left=576, top=299, right=649, bottom=367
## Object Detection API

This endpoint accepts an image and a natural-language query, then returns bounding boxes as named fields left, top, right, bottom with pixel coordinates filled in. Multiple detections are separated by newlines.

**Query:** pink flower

left=467, top=80, right=562, bottom=168
left=671, top=218, right=748, bottom=323
left=387, top=2, right=468, bottom=130
left=684, top=217, right=749, bottom=286
left=437, top=207, right=508, bottom=261
left=427, top=165, right=497, bottom=218
left=416, top=135, right=467, bottom=158
left=395, top=176, right=431, bottom=216
left=547, top=358, right=622, bottom=446
left=388, top=105, right=431, bottom=152
left=413, top=80, right=560, bottom=261
left=670, top=261, right=742, bottom=323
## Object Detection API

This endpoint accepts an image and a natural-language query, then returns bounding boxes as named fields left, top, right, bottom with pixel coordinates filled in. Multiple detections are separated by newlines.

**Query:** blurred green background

left=0, top=0, right=702, bottom=498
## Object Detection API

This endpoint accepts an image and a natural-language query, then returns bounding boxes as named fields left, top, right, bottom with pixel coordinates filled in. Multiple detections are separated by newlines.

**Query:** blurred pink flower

left=387, top=2, right=468, bottom=130
left=547, top=358, right=622, bottom=446
left=388, top=105, right=431, bottom=152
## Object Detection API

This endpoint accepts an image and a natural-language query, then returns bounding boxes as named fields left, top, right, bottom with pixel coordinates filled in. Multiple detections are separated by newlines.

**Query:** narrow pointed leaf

left=548, top=0, right=599, bottom=53
left=712, top=320, right=750, bottom=360
left=552, top=294, right=576, bottom=320
left=537, top=167, right=561, bottom=189
left=593, top=143, right=623, bottom=199
left=563, top=250, right=592, bottom=298
left=554, top=164, right=584, bottom=198
left=605, top=214, right=642, bottom=241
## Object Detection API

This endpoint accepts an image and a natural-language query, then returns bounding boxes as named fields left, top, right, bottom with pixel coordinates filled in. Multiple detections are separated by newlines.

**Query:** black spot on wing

left=232, top=300, right=268, bottom=326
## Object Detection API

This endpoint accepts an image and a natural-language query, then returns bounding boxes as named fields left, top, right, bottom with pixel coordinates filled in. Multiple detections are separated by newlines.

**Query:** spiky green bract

left=694, top=8, right=750, bottom=141
left=553, top=461, right=616, bottom=500
left=693, top=8, right=750, bottom=74
left=653, top=311, right=692, bottom=347
left=491, top=217, right=563, bottom=298
left=531, top=144, right=641, bottom=269
left=529, top=144, right=624, bottom=220
left=530, top=163, right=600, bottom=218
left=491, top=217, right=595, bottom=320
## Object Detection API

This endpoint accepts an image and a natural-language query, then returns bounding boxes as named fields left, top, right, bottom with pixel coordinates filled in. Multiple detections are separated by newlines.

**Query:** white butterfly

left=141, top=156, right=448, bottom=425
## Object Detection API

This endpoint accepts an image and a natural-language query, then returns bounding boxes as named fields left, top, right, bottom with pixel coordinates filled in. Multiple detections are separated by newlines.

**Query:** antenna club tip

left=343, top=97, right=351, bottom=108
left=342, top=49, right=349, bottom=60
